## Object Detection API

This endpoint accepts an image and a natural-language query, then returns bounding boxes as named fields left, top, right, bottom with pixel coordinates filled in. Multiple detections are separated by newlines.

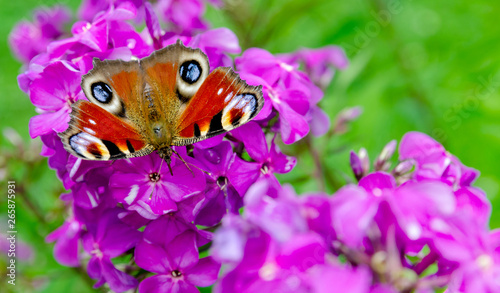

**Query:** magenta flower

left=49, top=2, right=139, bottom=59
left=46, top=216, right=83, bottom=267
left=110, top=151, right=206, bottom=217
left=40, top=132, right=74, bottom=189
left=229, top=122, right=296, bottom=196
left=135, top=230, right=220, bottom=293
left=162, top=28, right=241, bottom=69
left=29, top=61, right=84, bottom=138
left=236, top=48, right=322, bottom=144
left=193, top=141, right=243, bottom=226
left=399, top=131, right=479, bottom=188
left=279, top=46, right=349, bottom=90
left=142, top=214, right=212, bottom=248
left=309, top=264, right=371, bottom=293
left=12, top=0, right=500, bottom=291
left=446, top=229, right=500, bottom=292
left=243, top=180, right=307, bottom=242
left=156, top=0, right=209, bottom=33
left=82, top=208, right=141, bottom=292
left=8, top=5, right=71, bottom=63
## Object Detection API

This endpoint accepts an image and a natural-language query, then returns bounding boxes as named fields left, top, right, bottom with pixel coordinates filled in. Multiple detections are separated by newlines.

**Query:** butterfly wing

left=172, top=67, right=264, bottom=146
left=60, top=58, right=155, bottom=160
left=139, top=42, right=211, bottom=146
left=60, top=100, right=154, bottom=160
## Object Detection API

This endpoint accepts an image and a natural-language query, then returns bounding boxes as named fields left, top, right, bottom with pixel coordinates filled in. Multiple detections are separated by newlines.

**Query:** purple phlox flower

left=330, top=184, right=380, bottom=249
left=29, top=61, right=84, bottom=138
left=306, top=104, right=331, bottom=136
left=454, top=186, right=491, bottom=228
left=192, top=141, right=242, bottom=226
left=17, top=53, right=53, bottom=93
left=9, top=5, right=71, bottom=63
left=229, top=122, right=296, bottom=196
left=162, top=28, right=241, bottom=69
left=77, top=0, right=144, bottom=21
left=236, top=48, right=320, bottom=143
left=279, top=46, right=349, bottom=90
left=107, top=8, right=153, bottom=58
left=40, top=132, right=74, bottom=190
left=212, top=183, right=335, bottom=293
left=369, top=284, right=400, bottom=293
left=155, top=0, right=209, bottom=34
left=299, top=192, right=336, bottom=244
left=214, top=228, right=328, bottom=293
left=67, top=156, right=114, bottom=209
left=48, top=2, right=138, bottom=60
left=399, top=131, right=480, bottom=188
left=135, top=230, right=220, bottom=293
left=75, top=46, right=134, bottom=74
left=83, top=208, right=142, bottom=292
left=309, top=264, right=371, bottom=293
left=444, top=227, right=500, bottom=293
left=187, top=28, right=240, bottom=68
left=355, top=172, right=462, bottom=253
left=117, top=209, right=153, bottom=230
left=46, top=215, right=83, bottom=267
left=382, top=178, right=457, bottom=256
left=210, top=214, right=250, bottom=264
left=110, top=149, right=206, bottom=217
left=48, top=19, right=107, bottom=59
left=144, top=1, right=163, bottom=50
left=193, top=134, right=224, bottom=149
left=143, top=213, right=212, bottom=249
left=238, top=71, right=311, bottom=144
left=243, top=180, right=307, bottom=243
left=77, top=0, right=113, bottom=22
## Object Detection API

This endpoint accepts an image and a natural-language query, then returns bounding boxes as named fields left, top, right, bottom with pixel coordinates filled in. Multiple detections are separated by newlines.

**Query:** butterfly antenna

left=171, top=149, right=194, bottom=176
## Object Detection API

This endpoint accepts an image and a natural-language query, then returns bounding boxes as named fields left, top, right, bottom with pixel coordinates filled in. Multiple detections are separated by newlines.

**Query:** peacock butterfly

left=59, top=40, right=263, bottom=173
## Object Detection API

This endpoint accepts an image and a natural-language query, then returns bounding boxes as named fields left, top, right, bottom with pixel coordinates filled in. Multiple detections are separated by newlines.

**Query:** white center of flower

left=259, top=262, right=278, bottom=281
left=372, top=188, right=382, bottom=197
left=476, top=254, right=493, bottom=271
left=82, top=23, right=92, bottom=33
left=301, top=207, right=319, bottom=219
left=91, top=243, right=103, bottom=259
left=406, top=222, right=422, bottom=240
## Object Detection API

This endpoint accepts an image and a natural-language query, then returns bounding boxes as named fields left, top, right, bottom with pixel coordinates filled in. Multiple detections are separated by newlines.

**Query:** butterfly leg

left=171, top=148, right=194, bottom=176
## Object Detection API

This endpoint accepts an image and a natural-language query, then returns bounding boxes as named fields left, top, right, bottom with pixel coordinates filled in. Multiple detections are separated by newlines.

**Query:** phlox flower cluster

left=9, top=1, right=499, bottom=293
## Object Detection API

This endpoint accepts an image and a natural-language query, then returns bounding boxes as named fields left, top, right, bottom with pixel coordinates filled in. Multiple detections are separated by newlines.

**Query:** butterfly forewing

left=81, top=59, right=145, bottom=122
left=173, top=67, right=264, bottom=146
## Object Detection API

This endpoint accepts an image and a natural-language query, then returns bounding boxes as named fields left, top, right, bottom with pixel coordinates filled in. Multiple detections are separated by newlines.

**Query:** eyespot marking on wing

left=91, top=82, right=113, bottom=103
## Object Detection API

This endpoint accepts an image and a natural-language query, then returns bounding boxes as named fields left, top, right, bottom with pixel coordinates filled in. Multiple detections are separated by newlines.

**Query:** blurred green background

left=1, top=0, right=499, bottom=292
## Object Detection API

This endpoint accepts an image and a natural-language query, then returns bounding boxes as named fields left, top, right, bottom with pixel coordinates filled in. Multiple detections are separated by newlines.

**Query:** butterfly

left=60, top=40, right=264, bottom=174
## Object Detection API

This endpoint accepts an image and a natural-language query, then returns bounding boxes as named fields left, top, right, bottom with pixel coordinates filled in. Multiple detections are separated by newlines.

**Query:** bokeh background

left=1, top=0, right=499, bottom=292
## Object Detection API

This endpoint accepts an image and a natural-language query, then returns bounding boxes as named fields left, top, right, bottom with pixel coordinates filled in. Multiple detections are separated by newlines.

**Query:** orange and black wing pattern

left=173, top=67, right=264, bottom=146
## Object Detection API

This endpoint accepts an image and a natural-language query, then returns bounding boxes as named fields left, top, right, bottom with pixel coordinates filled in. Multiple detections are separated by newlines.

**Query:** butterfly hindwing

left=173, top=67, right=264, bottom=146
left=60, top=101, right=154, bottom=160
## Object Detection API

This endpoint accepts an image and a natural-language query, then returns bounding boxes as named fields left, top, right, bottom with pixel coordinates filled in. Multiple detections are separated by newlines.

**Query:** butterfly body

left=60, top=41, right=263, bottom=168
